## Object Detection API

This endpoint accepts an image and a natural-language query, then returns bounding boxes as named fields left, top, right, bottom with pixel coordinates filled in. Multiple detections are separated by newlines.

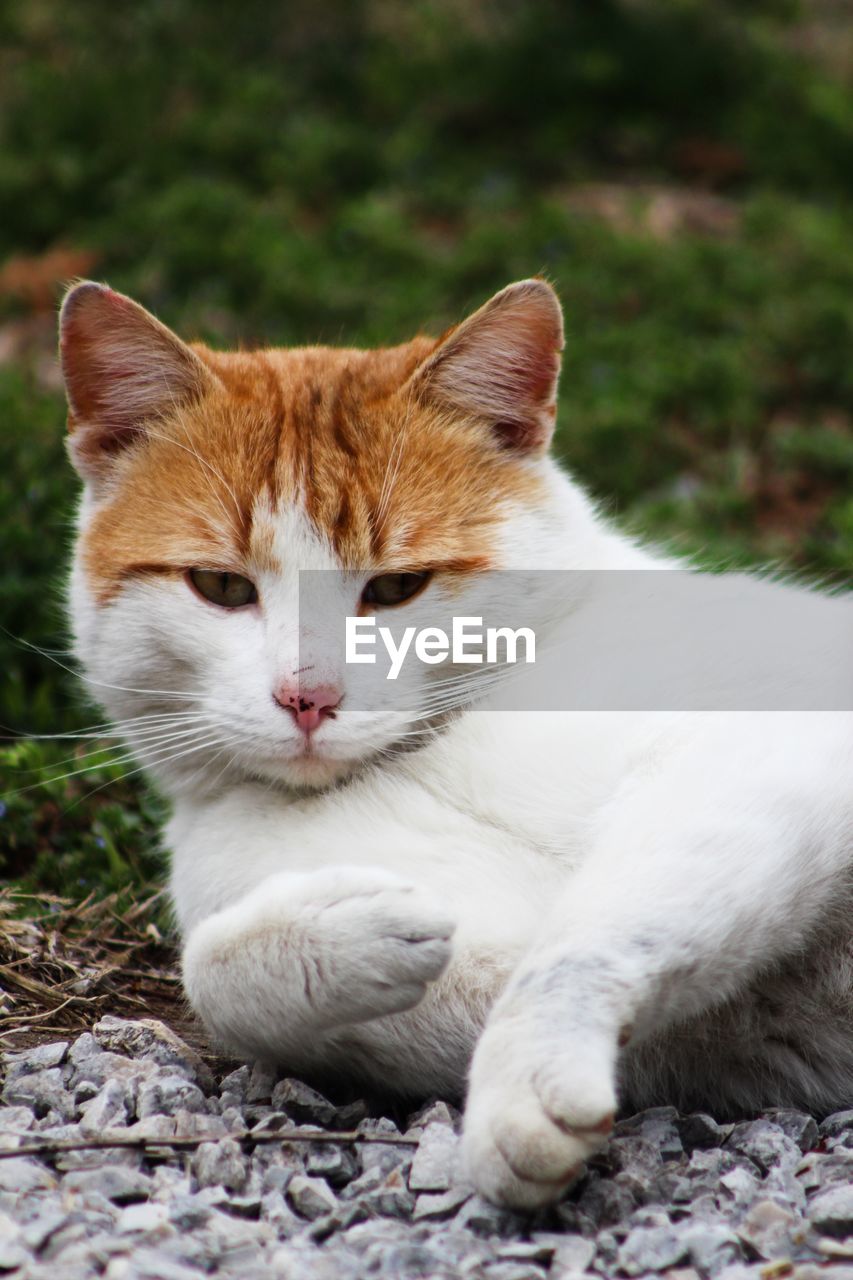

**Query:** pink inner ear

left=61, top=282, right=212, bottom=434
left=493, top=418, right=547, bottom=451
left=416, top=280, right=564, bottom=453
left=60, top=281, right=218, bottom=484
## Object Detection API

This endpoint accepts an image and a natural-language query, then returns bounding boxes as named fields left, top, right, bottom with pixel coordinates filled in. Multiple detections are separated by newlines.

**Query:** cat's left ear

left=59, top=281, right=218, bottom=486
left=411, top=278, right=564, bottom=453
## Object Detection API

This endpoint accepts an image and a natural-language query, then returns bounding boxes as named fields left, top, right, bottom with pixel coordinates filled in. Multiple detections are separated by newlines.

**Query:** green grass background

left=1, top=0, right=852, bottom=899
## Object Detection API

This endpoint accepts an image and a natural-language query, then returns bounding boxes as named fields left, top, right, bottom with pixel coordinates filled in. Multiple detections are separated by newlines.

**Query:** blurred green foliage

left=0, top=738, right=165, bottom=896
left=1, top=0, right=852, bottom=895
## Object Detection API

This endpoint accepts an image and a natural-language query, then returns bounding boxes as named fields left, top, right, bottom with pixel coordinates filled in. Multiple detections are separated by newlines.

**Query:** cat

left=60, top=277, right=853, bottom=1210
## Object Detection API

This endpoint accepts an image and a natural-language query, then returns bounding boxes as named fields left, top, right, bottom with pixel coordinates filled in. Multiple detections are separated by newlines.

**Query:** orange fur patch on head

left=67, top=282, right=560, bottom=601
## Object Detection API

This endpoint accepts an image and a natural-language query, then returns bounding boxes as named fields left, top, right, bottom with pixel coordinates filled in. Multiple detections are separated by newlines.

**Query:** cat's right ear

left=59, top=281, right=218, bottom=487
left=410, top=279, right=564, bottom=455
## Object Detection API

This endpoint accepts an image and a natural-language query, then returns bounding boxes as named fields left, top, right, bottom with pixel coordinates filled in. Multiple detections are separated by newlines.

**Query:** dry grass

left=0, top=888, right=196, bottom=1053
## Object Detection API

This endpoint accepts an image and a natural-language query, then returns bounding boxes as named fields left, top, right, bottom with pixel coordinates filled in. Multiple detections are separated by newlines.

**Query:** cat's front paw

left=462, top=1017, right=616, bottom=1210
left=182, top=866, right=456, bottom=1060
left=299, top=866, right=457, bottom=1026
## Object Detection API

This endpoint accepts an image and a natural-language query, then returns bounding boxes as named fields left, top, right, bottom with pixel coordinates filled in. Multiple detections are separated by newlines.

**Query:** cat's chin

left=268, top=752, right=363, bottom=791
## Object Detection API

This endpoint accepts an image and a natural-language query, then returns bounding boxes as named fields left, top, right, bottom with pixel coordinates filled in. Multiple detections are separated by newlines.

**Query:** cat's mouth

left=271, top=741, right=362, bottom=790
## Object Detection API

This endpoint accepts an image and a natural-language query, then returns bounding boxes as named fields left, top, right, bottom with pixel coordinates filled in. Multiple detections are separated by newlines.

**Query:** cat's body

left=61, top=279, right=853, bottom=1209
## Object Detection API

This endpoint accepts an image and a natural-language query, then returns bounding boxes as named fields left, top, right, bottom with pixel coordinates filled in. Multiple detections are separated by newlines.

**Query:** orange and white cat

left=60, top=279, right=853, bottom=1209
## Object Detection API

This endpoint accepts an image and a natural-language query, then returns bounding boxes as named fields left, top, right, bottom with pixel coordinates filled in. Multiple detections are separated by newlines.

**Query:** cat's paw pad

left=298, top=868, right=457, bottom=1025
left=462, top=1021, right=616, bottom=1210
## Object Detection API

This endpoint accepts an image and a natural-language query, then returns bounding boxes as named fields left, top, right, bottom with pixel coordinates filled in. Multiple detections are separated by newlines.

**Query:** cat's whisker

left=5, top=631, right=207, bottom=704
left=78, top=729, right=241, bottom=791
left=185, top=738, right=245, bottom=794
left=6, top=719, right=218, bottom=777
left=374, top=389, right=415, bottom=536
left=0, top=723, right=227, bottom=802
left=143, top=424, right=242, bottom=532
left=62, top=731, right=247, bottom=815
left=381, top=667, right=518, bottom=718
left=76, top=674, right=207, bottom=702
left=6, top=710, right=211, bottom=742
left=0, top=631, right=204, bottom=705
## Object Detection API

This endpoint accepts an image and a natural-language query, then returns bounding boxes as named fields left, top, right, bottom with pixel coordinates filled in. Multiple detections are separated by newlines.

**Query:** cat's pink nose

left=273, top=684, right=342, bottom=735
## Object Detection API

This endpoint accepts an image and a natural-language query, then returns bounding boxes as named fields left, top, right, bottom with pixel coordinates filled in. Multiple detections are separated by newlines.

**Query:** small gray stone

left=287, top=1174, right=338, bottom=1220
left=332, top=1099, right=369, bottom=1130
left=728, top=1120, right=801, bottom=1173
left=578, top=1174, right=639, bottom=1227
left=456, top=1193, right=524, bottom=1238
left=164, top=1192, right=211, bottom=1231
left=720, top=1164, right=761, bottom=1208
left=108, top=1246, right=202, bottom=1280
left=539, top=1232, right=596, bottom=1272
left=482, top=1265, right=546, bottom=1280
left=259, top=1189, right=303, bottom=1235
left=171, top=1110, right=226, bottom=1140
left=498, top=1240, right=560, bottom=1264
left=413, top=1185, right=473, bottom=1220
left=67, top=1033, right=102, bottom=1066
left=609, top=1135, right=663, bottom=1179
left=0, top=1156, right=56, bottom=1193
left=0, top=1107, right=35, bottom=1134
left=408, top=1122, right=459, bottom=1192
left=306, top=1142, right=358, bottom=1187
left=137, top=1075, right=207, bottom=1119
left=683, top=1222, right=743, bottom=1274
left=820, top=1111, right=853, bottom=1139
left=270, top=1241, right=348, bottom=1280
left=616, top=1107, right=684, bottom=1160
left=270, top=1078, right=336, bottom=1128
left=192, top=1138, right=247, bottom=1191
left=762, top=1110, right=819, bottom=1153
left=149, top=1165, right=188, bottom=1198
left=356, top=1115, right=401, bottom=1139
left=116, top=1201, right=172, bottom=1236
left=79, top=1078, right=132, bottom=1135
left=21, top=1211, right=67, bottom=1251
left=3, top=1068, right=74, bottom=1121
left=64, top=1165, right=152, bottom=1203
left=123, top=1114, right=177, bottom=1143
left=809, top=1184, right=853, bottom=1238
left=736, top=1198, right=798, bottom=1260
left=3, top=1041, right=68, bottom=1080
left=763, top=1162, right=807, bottom=1215
left=71, top=1051, right=157, bottom=1099
left=359, top=1140, right=411, bottom=1181
left=617, top=1224, right=690, bottom=1275
left=247, top=1109, right=291, bottom=1137
left=339, top=1164, right=390, bottom=1202
left=0, top=1240, right=29, bottom=1272
left=218, top=1066, right=250, bottom=1105
left=405, top=1100, right=460, bottom=1132
left=93, top=1017, right=213, bottom=1091
left=678, top=1113, right=734, bottom=1149
left=362, top=1167, right=415, bottom=1220
left=246, top=1062, right=276, bottom=1103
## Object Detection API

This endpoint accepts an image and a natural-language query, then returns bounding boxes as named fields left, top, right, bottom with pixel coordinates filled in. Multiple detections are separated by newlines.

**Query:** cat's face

left=61, top=279, right=563, bottom=793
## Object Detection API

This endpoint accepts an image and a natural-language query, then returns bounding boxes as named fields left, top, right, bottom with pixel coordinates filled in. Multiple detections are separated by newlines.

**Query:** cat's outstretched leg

left=181, top=866, right=456, bottom=1063
left=463, top=716, right=853, bottom=1208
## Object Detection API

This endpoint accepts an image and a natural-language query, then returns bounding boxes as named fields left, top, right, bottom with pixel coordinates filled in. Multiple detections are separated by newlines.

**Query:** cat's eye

left=362, top=571, right=431, bottom=608
left=188, top=569, right=258, bottom=609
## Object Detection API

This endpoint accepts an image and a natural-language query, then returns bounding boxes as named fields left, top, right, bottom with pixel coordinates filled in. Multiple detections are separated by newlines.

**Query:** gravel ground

left=2, top=1018, right=853, bottom=1279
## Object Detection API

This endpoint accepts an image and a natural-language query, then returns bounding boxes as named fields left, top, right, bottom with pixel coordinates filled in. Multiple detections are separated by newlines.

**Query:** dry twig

left=0, top=1127, right=418, bottom=1161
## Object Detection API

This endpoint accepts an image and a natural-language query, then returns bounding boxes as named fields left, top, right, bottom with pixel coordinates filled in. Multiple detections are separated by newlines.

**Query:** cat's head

left=61, top=279, right=565, bottom=793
